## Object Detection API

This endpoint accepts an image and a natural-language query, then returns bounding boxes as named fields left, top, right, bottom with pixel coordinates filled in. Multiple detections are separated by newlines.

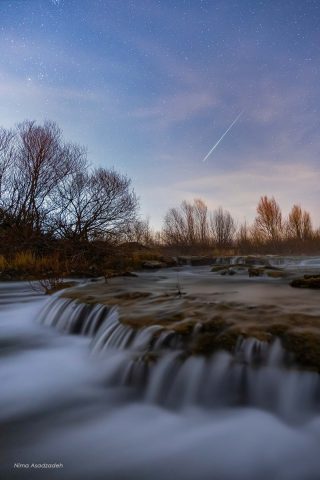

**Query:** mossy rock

left=191, top=329, right=239, bottom=356
left=268, top=323, right=290, bottom=336
left=282, top=331, right=320, bottom=372
left=169, top=320, right=195, bottom=336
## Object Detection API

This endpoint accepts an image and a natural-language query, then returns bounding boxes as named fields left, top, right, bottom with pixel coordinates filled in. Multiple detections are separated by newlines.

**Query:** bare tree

left=286, top=204, right=313, bottom=241
left=122, top=217, right=153, bottom=245
left=237, top=220, right=251, bottom=251
left=0, top=127, right=15, bottom=200
left=163, top=199, right=208, bottom=246
left=56, top=167, right=138, bottom=241
left=163, top=204, right=189, bottom=246
left=193, top=198, right=209, bottom=245
left=210, top=207, right=236, bottom=248
left=253, top=196, right=282, bottom=244
left=2, top=120, right=86, bottom=237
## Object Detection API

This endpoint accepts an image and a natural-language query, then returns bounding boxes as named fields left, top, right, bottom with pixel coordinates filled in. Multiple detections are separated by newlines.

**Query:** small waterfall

left=39, top=296, right=178, bottom=352
left=142, top=339, right=320, bottom=419
left=39, top=295, right=320, bottom=420
left=38, top=297, right=109, bottom=335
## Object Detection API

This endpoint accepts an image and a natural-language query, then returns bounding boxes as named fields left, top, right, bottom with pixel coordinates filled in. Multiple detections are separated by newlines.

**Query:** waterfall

left=38, top=296, right=110, bottom=335
left=38, top=295, right=320, bottom=421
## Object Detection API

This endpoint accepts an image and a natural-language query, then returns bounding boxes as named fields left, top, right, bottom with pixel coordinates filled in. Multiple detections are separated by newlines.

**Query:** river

left=1, top=267, right=320, bottom=480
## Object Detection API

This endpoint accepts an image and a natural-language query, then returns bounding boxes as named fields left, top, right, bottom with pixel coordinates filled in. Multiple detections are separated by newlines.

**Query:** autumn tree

left=253, top=196, right=282, bottom=244
left=287, top=204, right=313, bottom=241
left=210, top=207, right=236, bottom=248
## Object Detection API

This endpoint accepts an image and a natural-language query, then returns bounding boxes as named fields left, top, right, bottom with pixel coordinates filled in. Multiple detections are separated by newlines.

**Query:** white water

left=1, top=281, right=320, bottom=479
left=213, top=254, right=320, bottom=270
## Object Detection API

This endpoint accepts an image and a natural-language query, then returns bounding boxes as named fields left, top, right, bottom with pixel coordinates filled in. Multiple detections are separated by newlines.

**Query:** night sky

left=1, top=0, right=320, bottom=228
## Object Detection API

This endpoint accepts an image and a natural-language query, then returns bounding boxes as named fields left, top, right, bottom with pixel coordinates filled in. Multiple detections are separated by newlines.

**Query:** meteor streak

left=202, top=110, right=244, bottom=162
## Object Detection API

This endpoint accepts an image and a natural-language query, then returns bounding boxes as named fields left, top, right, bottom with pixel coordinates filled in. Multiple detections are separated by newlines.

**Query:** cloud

left=130, top=90, right=218, bottom=128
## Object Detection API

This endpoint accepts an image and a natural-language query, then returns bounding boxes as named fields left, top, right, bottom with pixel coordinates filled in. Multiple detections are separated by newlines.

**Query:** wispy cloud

left=130, top=91, right=218, bottom=128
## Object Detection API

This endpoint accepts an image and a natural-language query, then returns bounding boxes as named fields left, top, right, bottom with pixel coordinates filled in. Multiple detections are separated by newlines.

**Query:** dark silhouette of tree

left=1, top=120, right=86, bottom=238
left=0, top=120, right=138, bottom=252
left=0, top=127, right=15, bottom=200
left=55, top=167, right=138, bottom=241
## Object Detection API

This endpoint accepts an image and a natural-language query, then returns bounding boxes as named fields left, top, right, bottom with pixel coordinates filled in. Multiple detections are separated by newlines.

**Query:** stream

left=1, top=269, right=320, bottom=480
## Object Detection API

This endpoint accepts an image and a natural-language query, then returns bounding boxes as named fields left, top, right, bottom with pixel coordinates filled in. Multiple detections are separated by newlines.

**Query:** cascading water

left=2, top=275, right=320, bottom=480
left=37, top=295, right=320, bottom=422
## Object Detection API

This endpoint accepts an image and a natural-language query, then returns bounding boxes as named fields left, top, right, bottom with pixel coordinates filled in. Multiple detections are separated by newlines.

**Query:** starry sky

left=1, top=0, right=320, bottom=229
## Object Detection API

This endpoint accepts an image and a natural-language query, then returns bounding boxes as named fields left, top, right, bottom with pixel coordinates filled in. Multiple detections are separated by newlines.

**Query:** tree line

left=1, top=119, right=319, bottom=260
left=159, top=196, right=319, bottom=253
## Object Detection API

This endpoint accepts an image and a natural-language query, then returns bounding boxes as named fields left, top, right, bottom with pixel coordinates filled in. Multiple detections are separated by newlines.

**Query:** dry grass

left=0, top=255, right=7, bottom=270
left=10, top=251, right=37, bottom=270
left=2, top=251, right=65, bottom=274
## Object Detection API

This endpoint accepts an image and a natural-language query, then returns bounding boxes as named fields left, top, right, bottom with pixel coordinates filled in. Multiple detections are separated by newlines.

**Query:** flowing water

left=1, top=271, right=320, bottom=480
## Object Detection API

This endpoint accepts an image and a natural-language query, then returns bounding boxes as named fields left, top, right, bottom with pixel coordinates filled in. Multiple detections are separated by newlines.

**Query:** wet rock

left=177, top=256, right=215, bottom=266
left=266, top=270, right=287, bottom=279
left=159, top=256, right=178, bottom=267
left=220, top=268, right=237, bottom=276
left=290, top=275, right=320, bottom=289
left=190, top=256, right=215, bottom=266
left=211, top=265, right=230, bottom=273
left=62, top=266, right=320, bottom=372
left=282, top=331, right=320, bottom=371
left=248, top=267, right=264, bottom=277
left=142, top=261, right=167, bottom=270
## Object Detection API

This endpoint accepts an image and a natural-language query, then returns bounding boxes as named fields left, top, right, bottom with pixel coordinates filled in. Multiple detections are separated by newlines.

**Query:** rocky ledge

left=62, top=267, right=320, bottom=373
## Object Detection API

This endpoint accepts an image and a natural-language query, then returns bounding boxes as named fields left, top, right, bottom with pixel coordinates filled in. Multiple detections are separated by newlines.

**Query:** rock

left=159, top=256, right=178, bottom=267
left=290, top=275, right=320, bottom=289
left=121, top=271, right=138, bottom=277
left=266, top=270, right=286, bottom=279
left=190, top=256, right=215, bottom=266
left=248, top=267, right=264, bottom=277
left=211, top=265, right=230, bottom=273
left=282, top=331, right=320, bottom=371
left=220, top=268, right=237, bottom=276
left=177, top=256, right=215, bottom=266
left=142, top=261, right=166, bottom=270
